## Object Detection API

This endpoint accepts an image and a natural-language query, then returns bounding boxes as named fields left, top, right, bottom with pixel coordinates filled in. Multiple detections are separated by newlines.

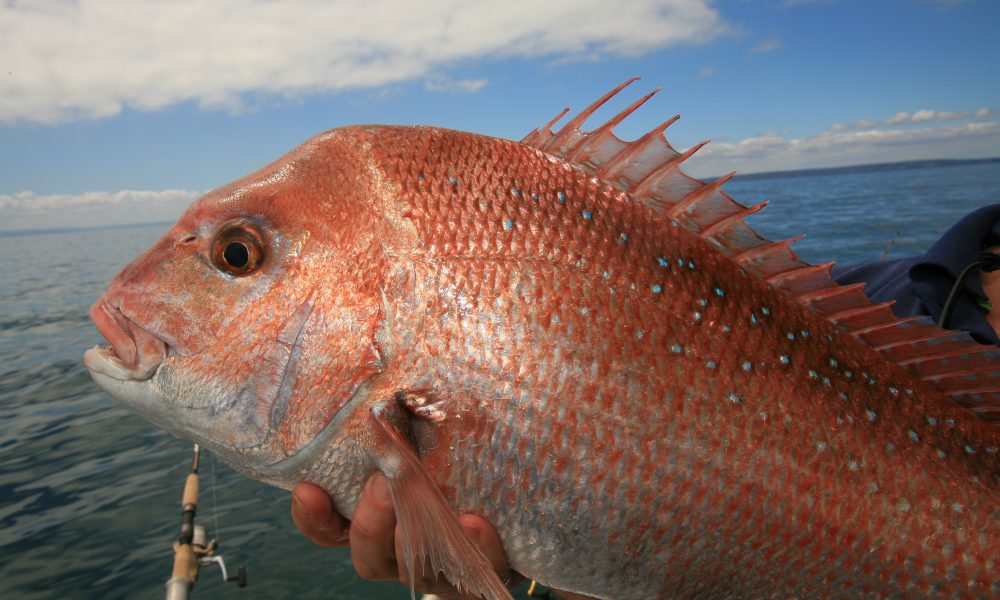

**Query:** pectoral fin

left=370, top=402, right=513, bottom=600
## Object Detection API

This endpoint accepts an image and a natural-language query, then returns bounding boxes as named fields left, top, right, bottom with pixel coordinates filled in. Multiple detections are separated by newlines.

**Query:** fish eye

left=211, top=223, right=265, bottom=276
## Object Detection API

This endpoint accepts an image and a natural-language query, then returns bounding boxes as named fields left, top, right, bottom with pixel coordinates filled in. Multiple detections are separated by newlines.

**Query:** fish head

left=84, top=129, right=388, bottom=481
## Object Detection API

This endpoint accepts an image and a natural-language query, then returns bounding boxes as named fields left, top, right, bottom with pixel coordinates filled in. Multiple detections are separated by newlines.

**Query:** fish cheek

left=153, top=290, right=312, bottom=456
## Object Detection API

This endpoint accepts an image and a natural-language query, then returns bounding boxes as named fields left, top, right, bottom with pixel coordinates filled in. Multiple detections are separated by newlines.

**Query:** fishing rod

left=165, top=443, right=248, bottom=600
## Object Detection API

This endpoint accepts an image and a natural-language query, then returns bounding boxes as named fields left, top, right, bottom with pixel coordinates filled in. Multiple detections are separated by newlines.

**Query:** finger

left=396, top=514, right=517, bottom=599
left=457, top=514, right=510, bottom=576
left=349, top=473, right=398, bottom=581
left=291, top=482, right=350, bottom=547
left=553, top=591, right=602, bottom=600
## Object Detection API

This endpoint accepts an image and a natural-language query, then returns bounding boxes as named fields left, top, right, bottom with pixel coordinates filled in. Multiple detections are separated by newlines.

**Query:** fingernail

left=367, top=474, right=391, bottom=505
left=292, top=493, right=313, bottom=519
left=461, top=519, right=482, bottom=544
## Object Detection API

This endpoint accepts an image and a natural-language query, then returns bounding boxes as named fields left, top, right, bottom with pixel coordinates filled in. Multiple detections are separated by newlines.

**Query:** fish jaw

left=84, top=294, right=191, bottom=439
left=85, top=297, right=169, bottom=381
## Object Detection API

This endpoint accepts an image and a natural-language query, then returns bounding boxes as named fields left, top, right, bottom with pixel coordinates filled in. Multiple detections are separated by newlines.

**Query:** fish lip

left=85, top=299, right=168, bottom=381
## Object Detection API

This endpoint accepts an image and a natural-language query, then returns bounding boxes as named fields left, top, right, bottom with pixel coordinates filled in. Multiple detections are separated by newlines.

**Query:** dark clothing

left=832, top=204, right=1000, bottom=347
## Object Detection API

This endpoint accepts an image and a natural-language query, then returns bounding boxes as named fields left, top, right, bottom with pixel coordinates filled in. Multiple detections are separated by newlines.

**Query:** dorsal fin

left=520, top=79, right=1000, bottom=424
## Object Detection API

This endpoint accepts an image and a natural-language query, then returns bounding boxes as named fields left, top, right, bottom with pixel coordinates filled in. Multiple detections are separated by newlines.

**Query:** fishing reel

left=187, top=524, right=248, bottom=588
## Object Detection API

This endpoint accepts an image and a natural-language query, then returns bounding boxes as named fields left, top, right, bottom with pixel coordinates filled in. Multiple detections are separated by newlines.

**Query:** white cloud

left=698, top=66, right=716, bottom=79
left=749, top=35, right=782, bottom=53
left=0, top=189, right=199, bottom=231
left=0, top=0, right=727, bottom=125
left=423, top=77, right=489, bottom=94
left=833, top=107, right=996, bottom=131
left=686, top=120, right=1000, bottom=177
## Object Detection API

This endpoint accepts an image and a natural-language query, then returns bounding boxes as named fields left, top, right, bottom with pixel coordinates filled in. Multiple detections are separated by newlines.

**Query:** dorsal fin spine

left=521, top=107, right=570, bottom=147
left=542, top=77, right=639, bottom=153
left=764, top=261, right=833, bottom=286
left=630, top=140, right=709, bottom=199
left=825, top=301, right=895, bottom=323
left=596, top=115, right=680, bottom=180
left=701, top=201, right=767, bottom=238
left=565, top=88, right=661, bottom=163
left=664, top=172, right=735, bottom=219
left=734, top=236, right=804, bottom=265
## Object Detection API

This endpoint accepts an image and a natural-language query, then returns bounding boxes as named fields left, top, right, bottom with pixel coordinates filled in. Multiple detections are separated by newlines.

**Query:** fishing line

left=210, top=449, right=221, bottom=545
left=939, top=251, right=1000, bottom=329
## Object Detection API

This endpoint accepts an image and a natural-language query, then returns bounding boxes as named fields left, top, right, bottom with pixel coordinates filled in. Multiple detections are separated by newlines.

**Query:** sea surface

left=1, top=161, right=999, bottom=599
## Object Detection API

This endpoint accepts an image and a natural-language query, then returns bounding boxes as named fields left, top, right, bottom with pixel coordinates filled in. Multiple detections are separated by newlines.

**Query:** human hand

left=291, top=475, right=518, bottom=599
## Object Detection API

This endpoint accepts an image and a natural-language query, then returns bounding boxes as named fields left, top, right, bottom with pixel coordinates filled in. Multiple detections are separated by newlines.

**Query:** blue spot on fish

left=511, top=188, right=522, bottom=197
left=698, top=298, right=707, bottom=306
left=657, top=257, right=670, bottom=268
left=532, top=192, right=539, bottom=201
left=449, top=177, right=457, bottom=186
left=801, top=330, right=810, bottom=338
left=742, top=361, right=752, bottom=372
left=582, top=210, right=592, bottom=220
left=761, top=307, right=770, bottom=316
left=927, top=417, right=938, bottom=426
left=557, top=191, right=566, bottom=203
left=908, top=430, right=920, bottom=442
left=671, top=344, right=683, bottom=353
left=866, top=409, right=877, bottom=421
left=722, top=325, right=731, bottom=334
left=706, top=360, right=717, bottom=369
left=503, top=219, right=514, bottom=231
left=693, top=312, right=702, bottom=322
left=965, top=445, right=976, bottom=455
left=750, top=313, right=759, bottom=325
left=727, top=392, right=742, bottom=404
left=779, top=355, right=790, bottom=365
left=889, top=387, right=899, bottom=396
left=687, top=261, right=696, bottom=269
left=714, top=287, right=725, bottom=297
left=787, top=332, right=795, bottom=340
left=619, top=233, right=628, bottom=243
left=652, top=284, right=663, bottom=294
left=829, top=358, right=838, bottom=367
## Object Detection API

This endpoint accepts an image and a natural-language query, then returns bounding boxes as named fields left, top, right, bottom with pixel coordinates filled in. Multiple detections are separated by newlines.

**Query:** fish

left=84, top=78, right=1000, bottom=599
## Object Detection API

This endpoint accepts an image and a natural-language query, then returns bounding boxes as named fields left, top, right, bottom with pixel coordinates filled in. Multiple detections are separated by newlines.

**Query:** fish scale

left=85, top=83, right=999, bottom=599
left=357, top=123, right=998, bottom=597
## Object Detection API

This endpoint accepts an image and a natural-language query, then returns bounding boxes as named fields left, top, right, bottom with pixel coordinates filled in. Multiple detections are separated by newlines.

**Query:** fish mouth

left=84, top=299, right=169, bottom=381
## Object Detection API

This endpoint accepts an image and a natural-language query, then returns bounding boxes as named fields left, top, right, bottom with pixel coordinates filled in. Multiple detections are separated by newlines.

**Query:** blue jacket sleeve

left=831, top=203, right=1000, bottom=346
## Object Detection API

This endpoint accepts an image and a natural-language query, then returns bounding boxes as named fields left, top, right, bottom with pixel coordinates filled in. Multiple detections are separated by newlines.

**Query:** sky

left=0, top=0, right=997, bottom=231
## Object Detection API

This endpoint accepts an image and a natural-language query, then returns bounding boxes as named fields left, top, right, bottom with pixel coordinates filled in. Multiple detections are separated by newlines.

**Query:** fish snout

left=85, top=297, right=168, bottom=381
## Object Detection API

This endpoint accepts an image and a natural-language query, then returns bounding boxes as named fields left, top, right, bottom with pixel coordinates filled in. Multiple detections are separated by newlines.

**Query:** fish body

left=85, top=83, right=1000, bottom=599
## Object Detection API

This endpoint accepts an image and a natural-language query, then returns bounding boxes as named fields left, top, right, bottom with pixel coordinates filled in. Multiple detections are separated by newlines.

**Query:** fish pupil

left=224, top=241, right=250, bottom=269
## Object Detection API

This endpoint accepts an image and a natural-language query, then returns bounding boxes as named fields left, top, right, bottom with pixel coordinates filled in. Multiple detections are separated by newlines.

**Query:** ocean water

left=1, top=162, right=998, bottom=599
